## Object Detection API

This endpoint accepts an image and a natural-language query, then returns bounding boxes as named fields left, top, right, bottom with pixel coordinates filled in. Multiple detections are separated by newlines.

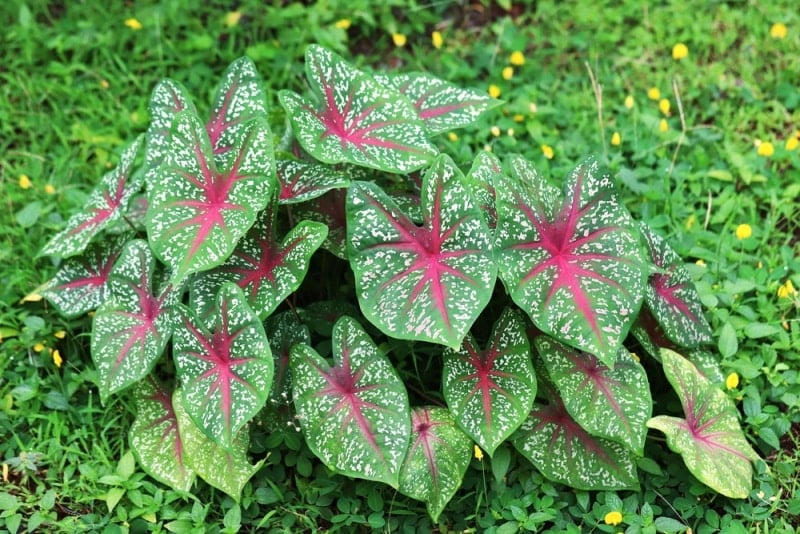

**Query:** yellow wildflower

left=224, top=10, right=242, bottom=28
left=392, top=33, right=407, bottom=47
left=659, top=119, right=669, bottom=132
left=490, top=126, right=501, bottom=137
left=34, top=343, right=45, bottom=352
left=54, top=330, right=66, bottom=339
left=502, top=66, right=514, bottom=80
left=735, top=223, right=752, bottom=240
left=53, top=349, right=63, bottom=368
left=507, top=127, right=515, bottom=137
left=757, top=141, right=774, bottom=157
left=473, top=444, right=484, bottom=460
left=528, top=102, right=538, bottom=114
left=513, top=113, right=525, bottom=122
left=672, top=43, right=689, bottom=60
left=611, top=132, right=621, bottom=146
left=431, top=30, right=443, bottom=49
left=483, top=144, right=492, bottom=153
left=647, top=87, right=660, bottom=100
left=335, top=19, right=351, bottom=30
left=786, top=137, right=799, bottom=151
left=45, top=184, right=56, bottom=195
left=624, top=95, right=634, bottom=109
left=659, top=98, right=671, bottom=115
left=726, top=372, right=739, bottom=390
left=488, top=84, right=501, bottom=98
left=100, top=79, right=110, bottom=89
left=770, top=23, right=787, bottom=39
left=695, top=259, right=706, bottom=267
left=19, top=174, right=32, bottom=189
left=447, top=132, right=458, bottom=142
left=509, top=50, right=525, bottom=66
left=604, top=511, right=623, bottom=526
left=777, top=280, right=797, bottom=299
left=124, top=18, right=143, bottom=30
left=541, top=144, right=554, bottom=159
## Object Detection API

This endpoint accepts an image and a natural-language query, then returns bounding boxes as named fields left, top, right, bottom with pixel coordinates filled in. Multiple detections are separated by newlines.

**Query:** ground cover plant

left=2, top=1, right=799, bottom=533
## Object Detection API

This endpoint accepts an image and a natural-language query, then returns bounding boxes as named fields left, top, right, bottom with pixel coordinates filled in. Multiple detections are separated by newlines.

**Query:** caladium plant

left=39, top=44, right=759, bottom=520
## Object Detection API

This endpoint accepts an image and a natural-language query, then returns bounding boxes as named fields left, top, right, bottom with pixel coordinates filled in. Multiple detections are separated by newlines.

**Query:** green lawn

left=1, top=1, right=798, bottom=532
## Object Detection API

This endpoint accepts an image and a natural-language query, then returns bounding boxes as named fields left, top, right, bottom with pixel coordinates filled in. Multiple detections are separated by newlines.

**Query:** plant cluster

left=39, top=44, right=761, bottom=520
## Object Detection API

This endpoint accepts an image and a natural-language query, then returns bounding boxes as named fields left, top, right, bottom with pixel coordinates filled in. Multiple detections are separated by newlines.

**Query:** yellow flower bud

left=735, top=224, right=752, bottom=240
left=124, top=18, right=143, bottom=30
left=604, top=511, right=623, bottom=526
left=509, top=51, right=525, bottom=66
left=611, top=132, right=621, bottom=146
left=431, top=30, right=443, bottom=49
left=672, top=43, right=689, bottom=60
left=488, top=84, right=501, bottom=98
left=770, top=23, right=787, bottom=39
left=757, top=141, right=774, bottom=157
left=392, top=33, right=407, bottom=47
left=647, top=87, right=660, bottom=100
left=541, top=144, right=554, bottom=160
left=726, top=372, right=739, bottom=390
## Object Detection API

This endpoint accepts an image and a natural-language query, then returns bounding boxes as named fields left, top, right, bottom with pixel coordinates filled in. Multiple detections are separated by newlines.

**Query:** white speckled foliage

left=144, top=80, right=197, bottom=190
left=647, top=349, right=760, bottom=499
left=278, top=45, right=437, bottom=173
left=294, top=188, right=348, bottom=258
left=463, top=151, right=504, bottom=230
left=41, top=137, right=144, bottom=258
left=536, top=337, right=651, bottom=454
left=276, top=158, right=350, bottom=204
left=290, top=316, right=411, bottom=488
left=173, top=283, right=273, bottom=451
left=173, top=389, right=264, bottom=502
left=511, top=401, right=640, bottom=491
left=398, top=407, right=472, bottom=522
left=91, top=240, right=175, bottom=403
left=347, top=155, right=497, bottom=348
left=146, top=112, right=274, bottom=284
left=494, top=156, right=647, bottom=367
left=442, top=308, right=536, bottom=455
left=373, top=72, right=502, bottom=135
left=129, top=379, right=196, bottom=491
left=265, top=311, right=311, bottom=405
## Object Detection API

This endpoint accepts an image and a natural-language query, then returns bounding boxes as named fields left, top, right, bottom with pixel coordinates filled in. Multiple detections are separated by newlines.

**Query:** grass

left=1, top=0, right=798, bottom=532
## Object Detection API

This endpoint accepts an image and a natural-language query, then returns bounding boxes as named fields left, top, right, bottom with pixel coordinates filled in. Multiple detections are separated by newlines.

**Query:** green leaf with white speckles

left=291, top=316, right=411, bottom=488
left=174, top=283, right=273, bottom=450
left=347, top=154, right=496, bottom=348
left=398, top=407, right=472, bottom=522
left=266, top=311, right=311, bottom=406
left=647, top=349, right=760, bottom=499
left=276, top=158, right=350, bottom=204
left=144, top=80, right=197, bottom=190
left=537, top=337, right=651, bottom=454
left=129, top=378, right=196, bottom=491
left=443, top=308, right=536, bottom=456
left=279, top=45, right=437, bottom=173
left=463, top=151, right=503, bottom=230
left=494, top=155, right=647, bottom=367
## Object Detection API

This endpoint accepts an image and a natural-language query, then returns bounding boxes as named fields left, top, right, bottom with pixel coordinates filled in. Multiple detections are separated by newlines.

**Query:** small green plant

left=39, top=44, right=761, bottom=520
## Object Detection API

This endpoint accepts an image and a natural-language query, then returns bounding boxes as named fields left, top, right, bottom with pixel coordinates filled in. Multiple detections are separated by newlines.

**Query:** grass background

left=1, top=1, right=798, bottom=532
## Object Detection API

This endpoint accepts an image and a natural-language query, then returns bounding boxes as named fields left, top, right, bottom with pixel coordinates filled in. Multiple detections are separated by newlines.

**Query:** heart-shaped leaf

left=279, top=45, right=437, bottom=173
left=398, top=407, right=472, bottom=522
left=639, top=223, right=712, bottom=348
left=174, top=283, right=273, bottom=450
left=147, top=113, right=274, bottom=283
left=144, top=80, right=197, bottom=189
left=266, top=311, right=311, bottom=406
left=40, top=234, right=128, bottom=318
left=276, top=158, right=350, bottom=204
left=494, top=156, right=646, bottom=366
left=129, top=378, right=196, bottom=491
left=374, top=72, right=502, bottom=134
left=347, top=155, right=497, bottom=348
left=463, top=151, right=503, bottom=230
left=512, top=400, right=640, bottom=490
left=536, top=337, right=651, bottom=454
left=294, top=188, right=348, bottom=258
left=41, top=137, right=144, bottom=258
left=647, top=349, right=760, bottom=499
left=442, top=308, right=536, bottom=455
left=191, top=193, right=327, bottom=319
left=91, top=240, right=175, bottom=402
left=290, top=316, right=411, bottom=487
left=173, top=389, right=264, bottom=501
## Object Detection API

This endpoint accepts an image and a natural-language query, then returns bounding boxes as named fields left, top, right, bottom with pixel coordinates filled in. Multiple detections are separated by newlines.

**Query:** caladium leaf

left=147, top=112, right=274, bottom=283
left=129, top=378, right=196, bottom=491
left=41, top=137, right=144, bottom=258
left=536, top=337, right=651, bottom=454
left=206, top=56, right=268, bottom=156
left=647, top=349, right=760, bottom=499
left=290, top=316, right=411, bottom=487
left=174, top=283, right=273, bottom=450
left=511, top=400, right=640, bottom=491
left=398, top=407, right=472, bottom=522
left=294, top=188, right=348, bottom=258
left=494, top=156, right=647, bottom=366
left=347, top=155, right=497, bottom=348
left=463, top=151, right=503, bottom=230
left=374, top=72, right=502, bottom=134
left=442, top=308, right=536, bottom=455
left=173, top=389, right=264, bottom=501
left=639, top=223, right=713, bottom=348
left=279, top=45, right=437, bottom=173
left=276, top=158, right=350, bottom=204
left=297, top=300, right=362, bottom=337
left=144, top=79, right=197, bottom=189
left=266, top=311, right=311, bottom=406
left=40, top=234, right=128, bottom=318
left=91, top=240, right=175, bottom=402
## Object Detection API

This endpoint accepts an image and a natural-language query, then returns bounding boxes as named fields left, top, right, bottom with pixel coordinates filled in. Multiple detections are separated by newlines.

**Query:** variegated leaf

left=647, top=349, right=760, bottom=499
left=144, top=80, right=197, bottom=189
left=173, top=389, right=264, bottom=501
left=266, top=311, right=311, bottom=406
left=375, top=72, right=502, bottom=134
left=537, top=337, right=651, bottom=454
left=291, top=316, right=411, bottom=487
left=442, top=309, right=536, bottom=455
left=398, top=407, right=472, bottom=522
left=294, top=188, right=348, bottom=258
left=91, top=240, right=175, bottom=402
left=278, top=45, right=437, bottom=173
left=297, top=300, right=361, bottom=337
left=347, top=155, right=497, bottom=348
left=41, top=137, right=144, bottom=258
left=494, top=156, right=647, bottom=367
left=174, top=283, right=273, bottom=450
left=277, top=158, right=350, bottom=204
left=463, top=151, right=503, bottom=230
left=129, top=378, right=196, bottom=491
left=146, top=112, right=274, bottom=283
